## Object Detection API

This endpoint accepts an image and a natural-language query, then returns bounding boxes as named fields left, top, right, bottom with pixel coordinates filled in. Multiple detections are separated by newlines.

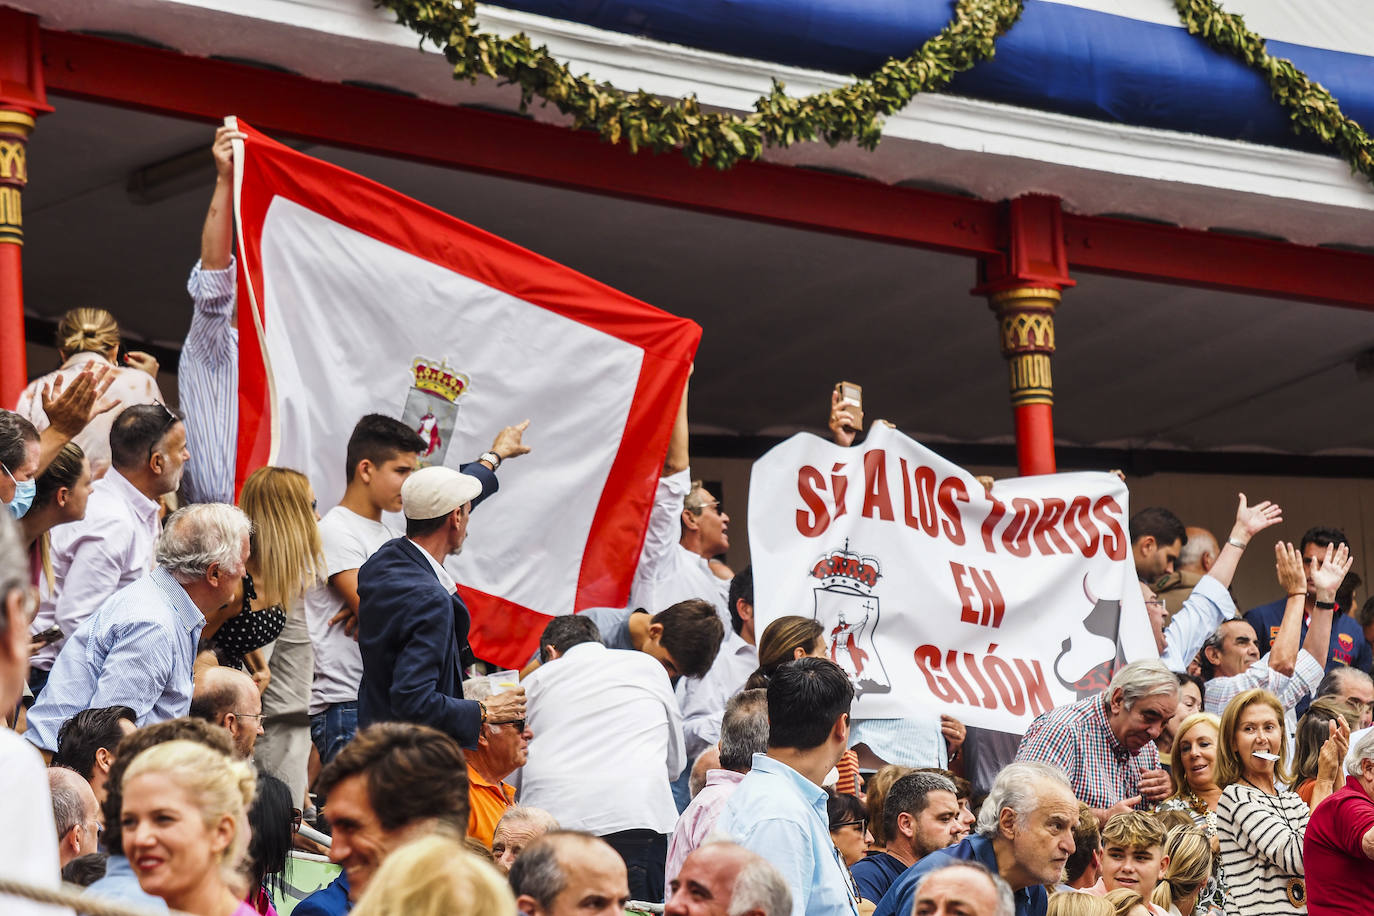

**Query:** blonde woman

left=121, top=739, right=258, bottom=916
left=1049, top=892, right=1114, bottom=916
left=1215, top=689, right=1308, bottom=916
left=1152, top=827, right=1213, bottom=916
left=235, top=467, right=323, bottom=810
left=16, top=307, right=164, bottom=478
left=1106, top=888, right=1150, bottom=916
left=350, top=834, right=515, bottom=916
left=1155, top=712, right=1227, bottom=913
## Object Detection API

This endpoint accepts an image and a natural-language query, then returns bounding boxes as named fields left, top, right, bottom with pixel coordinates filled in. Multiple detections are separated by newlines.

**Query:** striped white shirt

left=178, top=258, right=238, bottom=504
left=1216, top=783, right=1309, bottom=916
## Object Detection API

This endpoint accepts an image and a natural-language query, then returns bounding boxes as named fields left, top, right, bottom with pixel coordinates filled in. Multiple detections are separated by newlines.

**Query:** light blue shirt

left=1160, top=574, right=1234, bottom=671
left=716, top=753, right=859, bottom=916
left=179, top=257, right=238, bottom=505
left=87, top=855, right=168, bottom=911
left=26, top=568, right=205, bottom=752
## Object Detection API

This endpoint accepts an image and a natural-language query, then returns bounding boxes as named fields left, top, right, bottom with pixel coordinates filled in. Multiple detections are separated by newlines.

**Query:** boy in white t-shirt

left=305, top=413, right=528, bottom=764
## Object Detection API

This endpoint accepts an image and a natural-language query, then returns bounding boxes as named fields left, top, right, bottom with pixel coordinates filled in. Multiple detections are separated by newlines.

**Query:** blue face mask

left=3, top=464, right=34, bottom=519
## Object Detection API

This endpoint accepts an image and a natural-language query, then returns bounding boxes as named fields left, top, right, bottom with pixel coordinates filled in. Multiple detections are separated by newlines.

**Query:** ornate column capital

left=0, top=109, right=35, bottom=245
left=988, top=286, right=1060, bottom=407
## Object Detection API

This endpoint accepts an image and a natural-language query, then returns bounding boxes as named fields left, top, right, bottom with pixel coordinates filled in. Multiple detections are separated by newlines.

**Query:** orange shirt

left=467, top=762, right=517, bottom=847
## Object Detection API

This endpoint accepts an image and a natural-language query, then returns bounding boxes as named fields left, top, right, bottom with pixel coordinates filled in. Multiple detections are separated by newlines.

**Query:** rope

left=0, top=876, right=189, bottom=916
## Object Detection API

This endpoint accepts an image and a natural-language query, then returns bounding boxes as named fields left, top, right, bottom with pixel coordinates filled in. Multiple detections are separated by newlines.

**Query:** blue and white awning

left=487, top=0, right=1374, bottom=154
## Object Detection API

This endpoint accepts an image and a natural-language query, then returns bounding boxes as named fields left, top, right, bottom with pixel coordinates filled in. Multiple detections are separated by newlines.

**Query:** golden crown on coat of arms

left=411, top=358, right=469, bottom=403
left=809, top=541, right=881, bottom=592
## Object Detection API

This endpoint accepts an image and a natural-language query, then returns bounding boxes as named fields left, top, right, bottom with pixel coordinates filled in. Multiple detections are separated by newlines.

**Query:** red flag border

left=229, top=119, right=700, bottom=666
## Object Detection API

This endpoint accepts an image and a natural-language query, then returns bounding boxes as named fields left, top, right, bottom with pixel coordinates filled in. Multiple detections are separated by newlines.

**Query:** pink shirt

left=665, top=768, right=746, bottom=885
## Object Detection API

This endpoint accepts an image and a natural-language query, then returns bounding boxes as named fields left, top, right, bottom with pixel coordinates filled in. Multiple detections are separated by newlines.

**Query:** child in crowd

left=1098, top=811, right=1170, bottom=916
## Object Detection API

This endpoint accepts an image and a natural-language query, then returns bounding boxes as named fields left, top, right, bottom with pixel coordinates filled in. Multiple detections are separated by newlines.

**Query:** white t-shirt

left=303, top=506, right=400, bottom=715
left=0, top=728, right=68, bottom=915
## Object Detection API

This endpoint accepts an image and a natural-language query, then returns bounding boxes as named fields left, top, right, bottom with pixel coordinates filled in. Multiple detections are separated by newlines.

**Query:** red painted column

left=0, top=10, right=51, bottom=407
left=974, top=195, right=1075, bottom=476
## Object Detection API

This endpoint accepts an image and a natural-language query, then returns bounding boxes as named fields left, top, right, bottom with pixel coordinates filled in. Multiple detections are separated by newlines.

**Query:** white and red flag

left=229, top=119, right=700, bottom=667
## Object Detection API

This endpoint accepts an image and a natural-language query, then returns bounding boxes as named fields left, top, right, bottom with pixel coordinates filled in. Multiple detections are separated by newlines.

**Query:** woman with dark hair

left=245, top=772, right=294, bottom=915
left=744, top=616, right=825, bottom=688
left=827, top=789, right=871, bottom=868
left=1290, top=697, right=1355, bottom=808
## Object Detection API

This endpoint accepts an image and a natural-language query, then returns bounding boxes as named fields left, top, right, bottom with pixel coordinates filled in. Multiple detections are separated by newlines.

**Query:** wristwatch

left=479, top=450, right=502, bottom=470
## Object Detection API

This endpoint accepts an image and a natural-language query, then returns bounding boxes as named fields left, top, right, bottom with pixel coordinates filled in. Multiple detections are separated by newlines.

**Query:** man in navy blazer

left=357, top=464, right=526, bottom=748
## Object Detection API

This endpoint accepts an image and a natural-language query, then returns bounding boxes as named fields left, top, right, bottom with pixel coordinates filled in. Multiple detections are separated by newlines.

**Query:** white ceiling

left=20, top=97, right=1374, bottom=457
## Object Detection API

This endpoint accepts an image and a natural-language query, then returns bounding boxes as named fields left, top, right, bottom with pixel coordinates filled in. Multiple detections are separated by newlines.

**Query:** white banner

left=749, top=424, right=1155, bottom=732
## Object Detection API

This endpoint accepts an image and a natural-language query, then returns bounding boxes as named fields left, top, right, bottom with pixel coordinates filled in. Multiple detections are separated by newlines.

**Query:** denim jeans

left=309, top=701, right=358, bottom=765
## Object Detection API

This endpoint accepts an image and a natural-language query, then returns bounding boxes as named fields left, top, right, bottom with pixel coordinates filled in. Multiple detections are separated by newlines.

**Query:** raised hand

left=212, top=124, right=246, bottom=181
left=1233, top=493, right=1283, bottom=541
left=829, top=388, right=863, bottom=447
left=490, top=419, right=532, bottom=461
left=124, top=350, right=160, bottom=379
left=1310, top=542, right=1354, bottom=600
left=41, top=365, right=120, bottom=438
left=1275, top=542, right=1307, bottom=595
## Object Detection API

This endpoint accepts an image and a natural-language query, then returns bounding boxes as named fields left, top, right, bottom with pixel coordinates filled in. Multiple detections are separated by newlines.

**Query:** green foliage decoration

left=1173, top=0, right=1373, bottom=183
left=376, top=0, right=1025, bottom=169
left=377, top=0, right=1374, bottom=184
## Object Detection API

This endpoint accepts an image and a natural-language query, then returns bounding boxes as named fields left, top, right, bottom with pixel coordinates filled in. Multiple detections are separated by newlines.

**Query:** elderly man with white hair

left=1016, top=659, right=1179, bottom=825
left=665, top=841, right=792, bottom=916
left=463, top=675, right=533, bottom=847
left=873, top=761, right=1076, bottom=916
left=1304, top=726, right=1374, bottom=913
left=25, top=503, right=252, bottom=753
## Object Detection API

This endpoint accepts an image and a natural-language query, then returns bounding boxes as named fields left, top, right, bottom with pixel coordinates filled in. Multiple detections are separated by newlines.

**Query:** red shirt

left=1305, top=775, right=1374, bottom=916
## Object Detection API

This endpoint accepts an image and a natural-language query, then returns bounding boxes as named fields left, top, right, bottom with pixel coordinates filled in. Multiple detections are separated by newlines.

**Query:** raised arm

left=664, top=371, right=689, bottom=476
left=36, top=367, right=118, bottom=473
left=1302, top=542, right=1352, bottom=669
left=1267, top=542, right=1309, bottom=677
left=202, top=125, right=241, bottom=272
left=1206, top=494, right=1283, bottom=588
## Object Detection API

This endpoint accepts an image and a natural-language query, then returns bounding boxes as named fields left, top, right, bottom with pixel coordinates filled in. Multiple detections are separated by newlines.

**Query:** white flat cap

left=401, top=466, right=483, bottom=520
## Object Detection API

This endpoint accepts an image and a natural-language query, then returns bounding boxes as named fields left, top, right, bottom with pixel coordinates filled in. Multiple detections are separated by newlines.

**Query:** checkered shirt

left=1015, top=693, right=1159, bottom=810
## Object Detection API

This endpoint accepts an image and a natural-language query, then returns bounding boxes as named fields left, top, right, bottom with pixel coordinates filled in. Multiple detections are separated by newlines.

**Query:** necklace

left=1238, top=778, right=1306, bottom=908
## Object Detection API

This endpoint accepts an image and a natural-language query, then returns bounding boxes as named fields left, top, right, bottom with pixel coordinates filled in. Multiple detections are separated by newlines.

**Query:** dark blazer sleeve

left=386, top=584, right=483, bottom=748
left=458, top=461, right=498, bottom=511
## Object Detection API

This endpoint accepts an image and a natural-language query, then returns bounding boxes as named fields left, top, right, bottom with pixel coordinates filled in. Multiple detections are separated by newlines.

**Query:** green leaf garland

left=1174, top=0, right=1373, bottom=183
left=376, top=0, right=1025, bottom=169
left=377, top=0, right=1374, bottom=185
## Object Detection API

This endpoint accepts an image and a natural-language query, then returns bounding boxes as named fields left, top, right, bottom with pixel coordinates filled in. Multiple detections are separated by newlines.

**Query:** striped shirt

left=1016, top=692, right=1161, bottom=811
left=1216, top=783, right=1308, bottom=916
left=178, top=258, right=238, bottom=504
left=24, top=567, right=206, bottom=752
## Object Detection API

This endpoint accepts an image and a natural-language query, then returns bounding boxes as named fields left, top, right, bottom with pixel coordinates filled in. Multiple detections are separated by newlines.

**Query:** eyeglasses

left=832, top=818, right=866, bottom=831
left=291, top=808, right=303, bottom=831
left=495, top=718, right=526, bottom=732
left=1144, top=599, right=1167, bottom=609
left=689, top=500, right=724, bottom=516
left=148, top=403, right=180, bottom=458
left=233, top=712, right=265, bottom=721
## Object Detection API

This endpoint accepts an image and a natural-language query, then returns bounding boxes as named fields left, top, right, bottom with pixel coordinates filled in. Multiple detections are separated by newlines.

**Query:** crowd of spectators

left=1, top=125, right=1373, bottom=916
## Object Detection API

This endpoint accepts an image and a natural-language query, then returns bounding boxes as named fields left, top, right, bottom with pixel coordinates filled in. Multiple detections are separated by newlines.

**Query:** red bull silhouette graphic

left=1053, top=573, right=1128, bottom=698
left=810, top=542, right=890, bottom=696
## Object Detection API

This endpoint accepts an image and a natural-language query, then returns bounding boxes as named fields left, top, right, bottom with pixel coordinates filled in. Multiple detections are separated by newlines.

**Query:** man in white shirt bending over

left=520, top=614, right=685, bottom=904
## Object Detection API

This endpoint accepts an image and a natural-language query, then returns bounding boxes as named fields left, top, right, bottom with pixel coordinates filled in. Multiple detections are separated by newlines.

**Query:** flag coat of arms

left=229, top=119, right=700, bottom=667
